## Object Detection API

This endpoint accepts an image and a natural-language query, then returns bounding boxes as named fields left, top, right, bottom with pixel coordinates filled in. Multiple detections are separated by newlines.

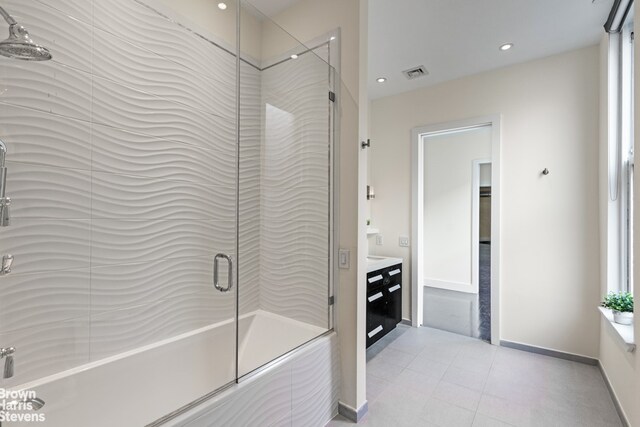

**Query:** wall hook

left=542, top=168, right=549, bottom=176
left=361, top=139, right=371, bottom=149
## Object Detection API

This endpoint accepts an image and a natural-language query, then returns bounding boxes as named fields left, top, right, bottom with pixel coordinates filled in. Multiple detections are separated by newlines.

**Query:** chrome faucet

left=1, top=347, right=15, bottom=378
left=0, top=139, right=9, bottom=227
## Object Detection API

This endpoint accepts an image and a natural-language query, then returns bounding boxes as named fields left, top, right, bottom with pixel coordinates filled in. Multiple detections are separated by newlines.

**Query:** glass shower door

left=0, top=1, right=240, bottom=425
left=94, top=0, right=243, bottom=421
left=237, top=0, right=335, bottom=378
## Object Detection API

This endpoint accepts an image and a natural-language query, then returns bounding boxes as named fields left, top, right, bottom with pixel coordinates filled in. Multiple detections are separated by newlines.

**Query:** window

left=607, top=3, right=634, bottom=294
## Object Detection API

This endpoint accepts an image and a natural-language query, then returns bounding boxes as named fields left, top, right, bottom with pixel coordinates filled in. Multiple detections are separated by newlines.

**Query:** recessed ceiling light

left=290, top=54, right=298, bottom=59
left=376, top=77, right=387, bottom=83
left=499, top=43, right=514, bottom=51
left=217, top=2, right=227, bottom=10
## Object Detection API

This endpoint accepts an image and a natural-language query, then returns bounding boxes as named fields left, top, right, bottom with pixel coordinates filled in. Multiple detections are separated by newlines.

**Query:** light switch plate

left=399, top=236, right=410, bottom=247
left=376, top=234, right=384, bottom=246
left=338, top=249, right=350, bottom=269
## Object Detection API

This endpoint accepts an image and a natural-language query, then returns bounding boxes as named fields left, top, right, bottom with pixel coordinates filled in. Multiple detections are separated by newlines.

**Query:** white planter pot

left=613, top=311, right=634, bottom=325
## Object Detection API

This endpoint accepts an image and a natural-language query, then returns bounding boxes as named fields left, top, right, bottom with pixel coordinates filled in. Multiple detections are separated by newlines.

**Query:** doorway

left=411, top=116, right=501, bottom=345
left=478, top=162, right=492, bottom=342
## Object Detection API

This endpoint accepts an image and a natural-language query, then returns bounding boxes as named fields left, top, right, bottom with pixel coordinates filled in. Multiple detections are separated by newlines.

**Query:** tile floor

left=327, top=326, right=622, bottom=427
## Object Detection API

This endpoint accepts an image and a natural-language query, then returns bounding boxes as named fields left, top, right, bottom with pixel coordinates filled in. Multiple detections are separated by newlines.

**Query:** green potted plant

left=601, top=292, right=634, bottom=325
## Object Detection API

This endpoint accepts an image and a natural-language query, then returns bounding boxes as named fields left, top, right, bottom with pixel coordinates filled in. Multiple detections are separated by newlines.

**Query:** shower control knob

left=0, top=347, right=15, bottom=379
left=1, top=254, right=13, bottom=275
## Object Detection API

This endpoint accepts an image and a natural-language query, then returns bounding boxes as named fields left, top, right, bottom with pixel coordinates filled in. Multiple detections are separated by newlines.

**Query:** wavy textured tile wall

left=0, top=104, right=91, bottom=170
left=291, top=333, right=340, bottom=426
left=239, top=60, right=262, bottom=315
left=0, top=219, right=91, bottom=274
left=183, top=333, right=339, bottom=427
left=0, top=0, right=246, bottom=386
left=91, top=172, right=236, bottom=220
left=90, top=291, right=234, bottom=360
left=91, top=124, right=228, bottom=184
left=93, top=0, right=237, bottom=88
left=91, top=220, right=237, bottom=265
left=0, top=61, right=92, bottom=121
left=0, top=269, right=90, bottom=333
left=91, top=77, right=236, bottom=153
left=8, top=162, right=92, bottom=219
left=259, top=45, right=332, bottom=329
left=90, top=257, right=217, bottom=312
left=92, top=28, right=236, bottom=120
left=0, top=317, right=89, bottom=388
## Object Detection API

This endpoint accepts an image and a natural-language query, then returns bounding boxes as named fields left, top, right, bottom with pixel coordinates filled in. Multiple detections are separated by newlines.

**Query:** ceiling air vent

left=402, top=65, right=429, bottom=80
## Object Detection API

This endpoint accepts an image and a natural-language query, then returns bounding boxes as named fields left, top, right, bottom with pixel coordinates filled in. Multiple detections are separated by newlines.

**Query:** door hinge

left=329, top=91, right=336, bottom=102
left=328, top=296, right=335, bottom=306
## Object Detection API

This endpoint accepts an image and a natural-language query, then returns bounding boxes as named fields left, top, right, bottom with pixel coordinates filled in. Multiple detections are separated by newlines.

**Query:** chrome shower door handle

left=213, top=253, right=233, bottom=293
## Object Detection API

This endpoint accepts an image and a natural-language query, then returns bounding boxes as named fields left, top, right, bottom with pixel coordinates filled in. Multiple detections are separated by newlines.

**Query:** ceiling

left=369, top=0, right=614, bottom=99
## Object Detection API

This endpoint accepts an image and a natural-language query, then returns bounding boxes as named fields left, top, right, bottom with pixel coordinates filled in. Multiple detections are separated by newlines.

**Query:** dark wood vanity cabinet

left=366, top=263, right=402, bottom=348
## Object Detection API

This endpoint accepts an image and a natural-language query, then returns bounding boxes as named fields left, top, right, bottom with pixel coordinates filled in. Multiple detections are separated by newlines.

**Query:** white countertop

left=367, top=256, right=403, bottom=273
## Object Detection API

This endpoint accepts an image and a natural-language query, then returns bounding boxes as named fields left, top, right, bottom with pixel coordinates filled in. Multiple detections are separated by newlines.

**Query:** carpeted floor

left=478, top=242, right=491, bottom=342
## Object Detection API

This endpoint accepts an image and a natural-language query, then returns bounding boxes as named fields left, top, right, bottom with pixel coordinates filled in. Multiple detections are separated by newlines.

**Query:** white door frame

left=411, top=115, right=501, bottom=345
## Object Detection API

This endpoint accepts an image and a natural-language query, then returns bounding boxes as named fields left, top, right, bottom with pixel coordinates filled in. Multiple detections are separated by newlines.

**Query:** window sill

left=598, top=307, right=636, bottom=353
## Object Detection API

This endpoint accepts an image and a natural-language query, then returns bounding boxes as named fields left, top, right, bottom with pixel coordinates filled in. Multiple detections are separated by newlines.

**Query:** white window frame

left=608, top=13, right=634, bottom=295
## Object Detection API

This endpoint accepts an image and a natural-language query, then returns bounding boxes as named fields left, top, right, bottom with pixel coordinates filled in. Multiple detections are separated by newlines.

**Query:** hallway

left=329, top=326, right=622, bottom=427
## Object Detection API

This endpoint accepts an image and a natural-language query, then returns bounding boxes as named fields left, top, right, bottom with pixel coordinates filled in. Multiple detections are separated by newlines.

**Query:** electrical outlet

left=375, top=234, right=384, bottom=246
left=399, top=236, right=410, bottom=247
left=338, top=249, right=350, bottom=269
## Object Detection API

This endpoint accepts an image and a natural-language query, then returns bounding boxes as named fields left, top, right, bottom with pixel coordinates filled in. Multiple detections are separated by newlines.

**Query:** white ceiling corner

left=369, top=0, right=614, bottom=99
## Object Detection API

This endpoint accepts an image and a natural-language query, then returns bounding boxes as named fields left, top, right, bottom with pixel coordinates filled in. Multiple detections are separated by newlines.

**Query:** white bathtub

left=6, top=311, right=328, bottom=427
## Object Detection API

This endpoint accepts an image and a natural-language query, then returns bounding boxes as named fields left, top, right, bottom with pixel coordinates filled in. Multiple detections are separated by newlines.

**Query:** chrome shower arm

left=0, top=7, right=17, bottom=26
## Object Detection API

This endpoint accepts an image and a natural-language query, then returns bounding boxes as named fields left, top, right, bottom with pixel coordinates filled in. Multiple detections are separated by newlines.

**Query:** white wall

left=480, top=164, right=492, bottom=187
left=423, top=127, right=491, bottom=288
left=370, top=45, right=601, bottom=358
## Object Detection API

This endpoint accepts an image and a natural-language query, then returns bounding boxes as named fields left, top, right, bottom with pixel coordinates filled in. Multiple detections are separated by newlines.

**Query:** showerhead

left=0, top=23, right=51, bottom=61
left=0, top=6, right=51, bottom=61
